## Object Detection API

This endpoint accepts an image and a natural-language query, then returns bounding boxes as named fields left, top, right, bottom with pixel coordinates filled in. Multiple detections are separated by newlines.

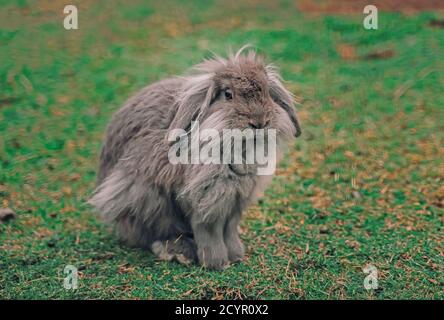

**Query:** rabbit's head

left=168, top=47, right=302, bottom=142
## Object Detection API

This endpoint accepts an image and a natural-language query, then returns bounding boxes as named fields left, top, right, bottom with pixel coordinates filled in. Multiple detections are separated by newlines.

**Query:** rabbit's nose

left=249, top=119, right=270, bottom=129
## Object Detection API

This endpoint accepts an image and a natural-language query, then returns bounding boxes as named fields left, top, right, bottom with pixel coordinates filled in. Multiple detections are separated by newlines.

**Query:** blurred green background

left=0, top=0, right=443, bottom=299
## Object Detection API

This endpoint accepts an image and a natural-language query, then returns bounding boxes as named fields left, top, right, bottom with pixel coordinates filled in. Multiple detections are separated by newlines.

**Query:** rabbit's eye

left=223, top=89, right=233, bottom=100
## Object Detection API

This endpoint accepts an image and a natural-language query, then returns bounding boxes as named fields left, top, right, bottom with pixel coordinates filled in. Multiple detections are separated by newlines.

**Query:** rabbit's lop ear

left=266, top=65, right=302, bottom=137
left=167, top=74, right=216, bottom=144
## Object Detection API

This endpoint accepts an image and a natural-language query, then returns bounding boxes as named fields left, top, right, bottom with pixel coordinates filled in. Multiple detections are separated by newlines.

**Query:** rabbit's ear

left=167, top=75, right=216, bottom=141
left=266, top=66, right=302, bottom=137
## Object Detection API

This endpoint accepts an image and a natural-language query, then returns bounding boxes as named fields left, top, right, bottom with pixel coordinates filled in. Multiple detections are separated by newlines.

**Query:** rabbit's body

left=90, top=48, right=301, bottom=269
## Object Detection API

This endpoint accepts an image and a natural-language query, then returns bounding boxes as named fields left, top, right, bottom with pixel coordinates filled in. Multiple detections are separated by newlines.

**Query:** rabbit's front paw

left=198, top=245, right=229, bottom=270
left=226, top=238, right=244, bottom=263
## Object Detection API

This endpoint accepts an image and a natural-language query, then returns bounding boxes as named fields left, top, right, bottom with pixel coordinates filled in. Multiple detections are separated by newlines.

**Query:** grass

left=0, top=0, right=443, bottom=299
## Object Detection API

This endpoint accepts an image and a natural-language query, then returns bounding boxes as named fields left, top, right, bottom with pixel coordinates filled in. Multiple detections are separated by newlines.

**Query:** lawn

left=0, top=0, right=443, bottom=299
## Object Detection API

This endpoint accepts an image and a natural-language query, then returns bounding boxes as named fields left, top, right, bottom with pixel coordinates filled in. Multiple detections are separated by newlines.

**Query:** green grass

left=1, top=0, right=443, bottom=299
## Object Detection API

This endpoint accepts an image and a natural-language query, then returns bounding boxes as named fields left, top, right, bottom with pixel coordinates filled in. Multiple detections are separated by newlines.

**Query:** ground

left=0, top=0, right=443, bottom=299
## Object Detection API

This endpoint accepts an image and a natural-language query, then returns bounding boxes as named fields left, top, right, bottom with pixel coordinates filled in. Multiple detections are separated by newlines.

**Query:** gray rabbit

left=89, top=47, right=301, bottom=270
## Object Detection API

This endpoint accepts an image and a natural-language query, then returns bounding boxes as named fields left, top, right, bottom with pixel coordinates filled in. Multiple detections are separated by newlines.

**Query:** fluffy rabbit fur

left=89, top=47, right=301, bottom=270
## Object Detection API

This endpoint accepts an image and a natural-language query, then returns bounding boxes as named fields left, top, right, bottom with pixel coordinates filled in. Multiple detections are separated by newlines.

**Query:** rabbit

left=89, top=46, right=302, bottom=270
